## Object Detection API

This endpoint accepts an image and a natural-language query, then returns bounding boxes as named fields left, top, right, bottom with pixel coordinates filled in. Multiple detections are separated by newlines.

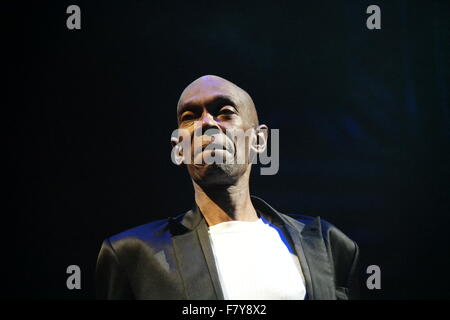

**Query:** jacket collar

left=170, top=196, right=336, bottom=300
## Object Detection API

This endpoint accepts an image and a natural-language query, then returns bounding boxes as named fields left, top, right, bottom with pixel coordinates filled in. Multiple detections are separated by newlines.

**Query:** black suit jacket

left=96, top=196, right=359, bottom=300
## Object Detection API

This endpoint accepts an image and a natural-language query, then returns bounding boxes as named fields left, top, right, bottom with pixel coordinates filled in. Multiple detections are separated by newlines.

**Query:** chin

left=189, top=163, right=247, bottom=187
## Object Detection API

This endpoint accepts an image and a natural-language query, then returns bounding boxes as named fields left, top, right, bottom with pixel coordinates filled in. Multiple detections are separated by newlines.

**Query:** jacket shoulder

left=284, top=212, right=359, bottom=291
left=96, top=217, right=177, bottom=300
left=107, top=217, right=172, bottom=249
left=283, top=213, right=318, bottom=225
left=285, top=213, right=356, bottom=247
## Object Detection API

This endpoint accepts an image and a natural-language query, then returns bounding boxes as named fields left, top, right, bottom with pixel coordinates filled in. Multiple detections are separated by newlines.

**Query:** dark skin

left=174, top=75, right=268, bottom=226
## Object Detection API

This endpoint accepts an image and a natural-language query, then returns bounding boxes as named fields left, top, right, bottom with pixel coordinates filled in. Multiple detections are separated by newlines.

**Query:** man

left=95, top=75, right=359, bottom=300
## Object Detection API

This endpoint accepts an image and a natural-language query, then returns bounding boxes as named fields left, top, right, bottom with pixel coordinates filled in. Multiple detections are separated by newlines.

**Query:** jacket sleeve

left=327, top=226, right=361, bottom=300
left=95, top=238, right=134, bottom=299
left=346, top=240, right=360, bottom=300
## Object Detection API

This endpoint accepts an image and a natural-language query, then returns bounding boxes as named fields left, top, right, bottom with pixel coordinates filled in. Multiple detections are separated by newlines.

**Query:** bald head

left=177, top=75, right=259, bottom=128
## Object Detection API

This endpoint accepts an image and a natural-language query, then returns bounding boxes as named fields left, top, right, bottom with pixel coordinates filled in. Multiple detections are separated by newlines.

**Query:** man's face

left=175, top=76, right=258, bottom=186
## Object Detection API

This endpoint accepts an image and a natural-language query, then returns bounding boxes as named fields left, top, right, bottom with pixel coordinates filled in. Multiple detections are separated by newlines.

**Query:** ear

left=250, top=124, right=268, bottom=154
left=170, top=136, right=184, bottom=165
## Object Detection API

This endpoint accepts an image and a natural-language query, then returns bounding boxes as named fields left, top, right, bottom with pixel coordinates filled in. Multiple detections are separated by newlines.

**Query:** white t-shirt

left=207, top=216, right=306, bottom=300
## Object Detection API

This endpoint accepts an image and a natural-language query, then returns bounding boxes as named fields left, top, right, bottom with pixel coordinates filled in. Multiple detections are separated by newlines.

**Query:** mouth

left=194, top=142, right=227, bottom=160
left=192, top=135, right=235, bottom=162
left=201, top=142, right=226, bottom=151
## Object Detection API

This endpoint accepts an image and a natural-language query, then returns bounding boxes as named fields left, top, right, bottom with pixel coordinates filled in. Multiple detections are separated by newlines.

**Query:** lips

left=193, top=135, right=234, bottom=159
left=201, top=141, right=226, bottom=151
left=194, top=141, right=226, bottom=158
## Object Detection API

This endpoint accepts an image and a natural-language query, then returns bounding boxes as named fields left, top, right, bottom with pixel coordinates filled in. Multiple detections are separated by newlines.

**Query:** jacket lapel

left=171, top=197, right=336, bottom=300
left=196, top=218, right=225, bottom=299
left=252, top=196, right=336, bottom=300
left=171, top=207, right=224, bottom=300
left=284, top=222, right=314, bottom=298
left=284, top=218, right=336, bottom=299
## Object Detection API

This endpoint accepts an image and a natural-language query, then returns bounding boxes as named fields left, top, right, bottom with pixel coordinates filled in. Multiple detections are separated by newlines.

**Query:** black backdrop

left=5, top=0, right=449, bottom=299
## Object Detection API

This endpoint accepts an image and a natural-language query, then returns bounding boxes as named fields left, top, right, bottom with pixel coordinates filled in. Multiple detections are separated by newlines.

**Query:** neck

left=193, top=171, right=259, bottom=226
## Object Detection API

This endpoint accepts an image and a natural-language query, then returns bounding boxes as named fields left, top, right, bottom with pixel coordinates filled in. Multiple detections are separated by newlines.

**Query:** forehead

left=177, top=78, right=240, bottom=112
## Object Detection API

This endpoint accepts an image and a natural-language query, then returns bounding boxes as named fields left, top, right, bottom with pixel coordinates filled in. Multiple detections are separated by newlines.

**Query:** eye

left=218, top=107, right=237, bottom=116
left=180, top=111, right=196, bottom=122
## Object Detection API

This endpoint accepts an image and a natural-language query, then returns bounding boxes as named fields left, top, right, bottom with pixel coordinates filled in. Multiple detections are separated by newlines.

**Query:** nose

left=195, top=111, right=220, bottom=136
left=200, top=112, right=217, bottom=127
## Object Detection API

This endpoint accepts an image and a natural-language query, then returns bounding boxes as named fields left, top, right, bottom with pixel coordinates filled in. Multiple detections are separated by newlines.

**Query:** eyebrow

left=178, top=94, right=239, bottom=118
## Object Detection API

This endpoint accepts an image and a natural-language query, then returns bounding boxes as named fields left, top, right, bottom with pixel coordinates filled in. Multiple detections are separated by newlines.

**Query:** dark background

left=4, top=0, right=449, bottom=299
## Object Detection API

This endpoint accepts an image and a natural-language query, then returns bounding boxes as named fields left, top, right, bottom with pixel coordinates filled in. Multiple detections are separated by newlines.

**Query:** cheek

left=219, top=118, right=247, bottom=132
